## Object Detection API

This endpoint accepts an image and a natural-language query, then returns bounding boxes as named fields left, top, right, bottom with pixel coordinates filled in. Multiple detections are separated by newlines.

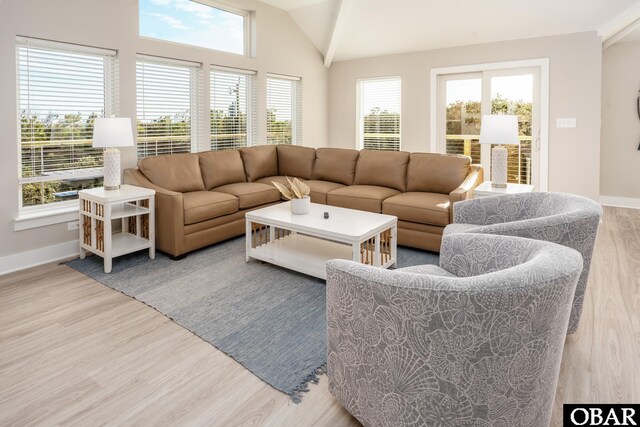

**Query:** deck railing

left=446, top=134, right=533, bottom=185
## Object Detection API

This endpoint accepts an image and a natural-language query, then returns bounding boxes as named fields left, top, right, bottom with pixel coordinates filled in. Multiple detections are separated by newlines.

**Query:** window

left=139, top=0, right=248, bottom=56
left=358, top=77, right=401, bottom=151
left=266, top=75, right=301, bottom=145
left=136, top=55, right=202, bottom=158
left=437, top=67, right=540, bottom=188
left=16, top=37, right=118, bottom=209
left=210, top=67, right=257, bottom=150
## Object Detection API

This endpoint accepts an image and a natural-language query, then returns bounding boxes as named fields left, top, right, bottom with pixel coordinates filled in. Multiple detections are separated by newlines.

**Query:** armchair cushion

left=395, top=264, right=455, bottom=276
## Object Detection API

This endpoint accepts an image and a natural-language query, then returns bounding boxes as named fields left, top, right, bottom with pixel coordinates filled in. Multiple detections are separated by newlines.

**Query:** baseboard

left=599, top=195, right=640, bottom=209
left=0, top=240, right=79, bottom=276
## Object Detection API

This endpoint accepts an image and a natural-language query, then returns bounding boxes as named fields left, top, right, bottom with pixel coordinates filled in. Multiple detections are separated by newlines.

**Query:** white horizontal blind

left=359, top=77, right=401, bottom=151
left=16, top=37, right=118, bottom=209
left=266, top=75, right=301, bottom=145
left=136, top=56, right=202, bottom=158
left=210, top=67, right=256, bottom=150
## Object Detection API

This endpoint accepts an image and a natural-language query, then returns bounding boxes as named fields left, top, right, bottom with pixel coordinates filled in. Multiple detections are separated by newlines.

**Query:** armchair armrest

left=453, top=191, right=541, bottom=225
left=123, top=169, right=185, bottom=256
left=449, top=164, right=483, bottom=222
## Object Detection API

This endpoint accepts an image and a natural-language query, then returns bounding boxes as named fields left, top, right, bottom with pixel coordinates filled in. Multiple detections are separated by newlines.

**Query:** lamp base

left=103, top=147, right=122, bottom=190
left=490, top=145, right=509, bottom=188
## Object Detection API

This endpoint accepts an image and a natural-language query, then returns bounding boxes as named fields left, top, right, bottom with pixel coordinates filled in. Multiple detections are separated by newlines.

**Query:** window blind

left=136, top=56, right=202, bottom=158
left=359, top=77, right=401, bottom=151
left=16, top=37, right=118, bottom=209
left=210, top=67, right=257, bottom=150
left=266, top=75, right=301, bottom=145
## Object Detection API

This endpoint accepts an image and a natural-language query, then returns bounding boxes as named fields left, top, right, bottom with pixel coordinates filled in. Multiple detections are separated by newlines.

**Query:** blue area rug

left=66, top=236, right=438, bottom=402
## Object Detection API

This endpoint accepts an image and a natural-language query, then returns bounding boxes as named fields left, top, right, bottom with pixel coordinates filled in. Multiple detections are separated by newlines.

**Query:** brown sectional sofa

left=123, top=145, right=483, bottom=257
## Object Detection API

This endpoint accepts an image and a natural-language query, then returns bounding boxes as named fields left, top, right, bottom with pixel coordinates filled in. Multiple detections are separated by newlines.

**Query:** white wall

left=0, top=0, right=328, bottom=261
left=328, top=32, right=602, bottom=200
left=600, top=41, right=640, bottom=204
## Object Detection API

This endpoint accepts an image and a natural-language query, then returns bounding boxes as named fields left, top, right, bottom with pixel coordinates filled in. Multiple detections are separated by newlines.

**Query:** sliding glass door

left=437, top=67, right=540, bottom=188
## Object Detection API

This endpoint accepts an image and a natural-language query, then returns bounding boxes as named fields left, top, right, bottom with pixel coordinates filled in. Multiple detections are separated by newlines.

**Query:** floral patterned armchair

left=446, top=192, right=602, bottom=334
left=326, top=233, right=582, bottom=427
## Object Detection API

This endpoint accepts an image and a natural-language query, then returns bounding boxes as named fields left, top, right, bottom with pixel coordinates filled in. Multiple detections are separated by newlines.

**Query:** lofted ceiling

left=259, top=0, right=640, bottom=64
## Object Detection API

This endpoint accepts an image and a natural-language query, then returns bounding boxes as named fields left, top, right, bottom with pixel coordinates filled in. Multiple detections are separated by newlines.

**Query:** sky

left=361, top=74, right=534, bottom=115
left=139, top=0, right=244, bottom=55
left=446, top=74, right=534, bottom=104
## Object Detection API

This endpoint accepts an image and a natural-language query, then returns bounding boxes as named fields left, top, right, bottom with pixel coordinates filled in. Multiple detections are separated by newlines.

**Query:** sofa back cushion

left=312, top=148, right=359, bottom=185
left=198, top=150, right=247, bottom=190
left=138, top=153, right=205, bottom=193
left=277, top=145, right=316, bottom=179
left=406, top=153, right=471, bottom=194
left=354, top=150, right=410, bottom=191
left=240, top=145, right=278, bottom=182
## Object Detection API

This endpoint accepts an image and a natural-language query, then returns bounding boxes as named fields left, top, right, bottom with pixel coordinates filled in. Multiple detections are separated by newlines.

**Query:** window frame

left=210, top=65, right=257, bottom=150
left=266, top=73, right=302, bottom=146
left=136, top=54, right=203, bottom=158
left=138, top=0, right=252, bottom=57
left=15, top=36, right=119, bottom=215
left=356, top=76, right=402, bottom=151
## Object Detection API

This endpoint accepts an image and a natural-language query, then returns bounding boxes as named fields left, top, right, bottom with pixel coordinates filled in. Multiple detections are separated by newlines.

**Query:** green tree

left=362, top=107, right=400, bottom=151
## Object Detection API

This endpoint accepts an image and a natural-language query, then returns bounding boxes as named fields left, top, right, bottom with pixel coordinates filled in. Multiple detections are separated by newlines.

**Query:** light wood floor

left=0, top=206, right=638, bottom=426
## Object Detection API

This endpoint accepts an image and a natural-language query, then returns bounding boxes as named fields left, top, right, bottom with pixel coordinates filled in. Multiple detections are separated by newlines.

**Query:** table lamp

left=92, top=117, right=134, bottom=191
left=479, top=115, right=519, bottom=188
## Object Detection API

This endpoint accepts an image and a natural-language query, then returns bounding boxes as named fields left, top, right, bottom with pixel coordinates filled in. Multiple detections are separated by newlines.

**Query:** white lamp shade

left=479, top=115, right=519, bottom=145
left=92, top=117, right=134, bottom=148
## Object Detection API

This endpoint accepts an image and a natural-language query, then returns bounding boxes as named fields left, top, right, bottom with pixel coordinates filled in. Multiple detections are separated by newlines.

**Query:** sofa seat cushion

left=305, top=180, right=345, bottom=204
left=183, top=191, right=239, bottom=225
left=213, top=182, right=281, bottom=209
left=396, top=264, right=456, bottom=277
left=256, top=176, right=297, bottom=200
left=327, top=185, right=400, bottom=213
left=383, top=192, right=451, bottom=226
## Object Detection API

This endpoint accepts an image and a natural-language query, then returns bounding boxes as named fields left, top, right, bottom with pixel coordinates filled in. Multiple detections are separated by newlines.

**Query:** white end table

left=78, top=185, right=155, bottom=273
left=473, top=181, right=535, bottom=198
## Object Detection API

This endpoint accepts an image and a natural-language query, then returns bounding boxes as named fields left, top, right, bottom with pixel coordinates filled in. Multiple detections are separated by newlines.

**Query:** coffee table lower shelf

left=247, top=234, right=352, bottom=279
left=247, top=232, right=397, bottom=279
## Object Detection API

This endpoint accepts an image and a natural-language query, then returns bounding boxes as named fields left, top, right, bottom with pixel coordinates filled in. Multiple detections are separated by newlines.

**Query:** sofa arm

left=123, top=169, right=185, bottom=256
left=448, top=164, right=484, bottom=222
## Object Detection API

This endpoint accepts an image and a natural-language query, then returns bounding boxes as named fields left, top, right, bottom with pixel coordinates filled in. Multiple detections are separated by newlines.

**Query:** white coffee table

left=245, top=202, right=397, bottom=279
